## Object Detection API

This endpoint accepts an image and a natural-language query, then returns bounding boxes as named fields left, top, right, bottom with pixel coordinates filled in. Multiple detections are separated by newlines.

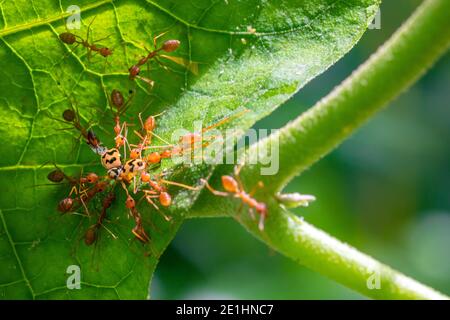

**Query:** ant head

left=115, top=135, right=125, bottom=148
left=125, top=195, right=136, bottom=209
left=86, top=173, right=99, bottom=184
left=162, top=40, right=180, bottom=52
left=47, top=169, right=64, bottom=183
left=144, top=116, right=156, bottom=131
left=57, top=197, right=73, bottom=213
left=62, top=109, right=76, bottom=122
left=99, top=47, right=113, bottom=57
left=129, top=65, right=140, bottom=79
left=222, top=176, right=239, bottom=193
left=130, top=149, right=141, bottom=160
left=59, top=32, right=77, bottom=45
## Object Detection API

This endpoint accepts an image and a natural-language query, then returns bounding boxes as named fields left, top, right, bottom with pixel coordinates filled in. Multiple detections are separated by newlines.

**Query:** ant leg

left=248, top=208, right=256, bottom=220
left=158, top=55, right=199, bottom=75
left=160, top=179, right=199, bottom=191
left=202, top=109, right=250, bottom=134
left=145, top=194, right=171, bottom=222
left=60, top=42, right=81, bottom=62
left=154, top=56, right=171, bottom=72
left=100, top=223, right=118, bottom=240
left=136, top=75, right=155, bottom=88
left=86, top=15, right=98, bottom=42
left=200, top=179, right=229, bottom=197
left=233, top=164, right=245, bottom=192
left=153, top=31, right=169, bottom=48
left=121, top=91, right=135, bottom=115
left=258, top=212, right=266, bottom=231
left=144, top=194, right=160, bottom=210
left=93, top=34, right=113, bottom=43
left=249, top=181, right=264, bottom=197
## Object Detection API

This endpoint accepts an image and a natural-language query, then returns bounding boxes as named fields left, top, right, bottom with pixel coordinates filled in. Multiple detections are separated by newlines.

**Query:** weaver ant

left=109, top=89, right=135, bottom=153
left=122, top=189, right=150, bottom=244
left=84, top=191, right=117, bottom=246
left=59, top=16, right=113, bottom=62
left=59, top=107, right=106, bottom=155
left=128, top=33, right=197, bottom=87
left=56, top=179, right=109, bottom=216
left=47, top=166, right=101, bottom=214
left=201, top=165, right=268, bottom=231
left=145, top=109, right=249, bottom=164
left=140, top=171, right=198, bottom=221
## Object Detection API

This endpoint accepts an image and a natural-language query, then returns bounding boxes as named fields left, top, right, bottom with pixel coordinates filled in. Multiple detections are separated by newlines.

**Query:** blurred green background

left=152, top=0, right=450, bottom=299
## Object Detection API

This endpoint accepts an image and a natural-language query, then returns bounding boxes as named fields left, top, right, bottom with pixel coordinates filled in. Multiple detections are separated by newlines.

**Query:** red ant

left=61, top=108, right=106, bottom=155
left=59, top=16, right=113, bottom=62
left=57, top=180, right=109, bottom=216
left=128, top=33, right=197, bottom=87
left=85, top=191, right=117, bottom=246
left=201, top=165, right=267, bottom=231
left=123, top=191, right=150, bottom=244
left=140, top=172, right=198, bottom=221
left=129, top=111, right=168, bottom=162
left=109, top=89, right=135, bottom=153
left=48, top=167, right=100, bottom=214
left=145, top=109, right=249, bottom=164
left=48, top=168, right=99, bottom=186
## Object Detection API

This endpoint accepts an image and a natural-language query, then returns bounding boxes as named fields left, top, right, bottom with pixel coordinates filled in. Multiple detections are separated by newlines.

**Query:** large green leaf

left=0, top=0, right=379, bottom=299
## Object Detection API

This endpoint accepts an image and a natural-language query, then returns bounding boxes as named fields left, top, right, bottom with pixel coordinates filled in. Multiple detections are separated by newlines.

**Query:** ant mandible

left=201, top=165, right=268, bottom=231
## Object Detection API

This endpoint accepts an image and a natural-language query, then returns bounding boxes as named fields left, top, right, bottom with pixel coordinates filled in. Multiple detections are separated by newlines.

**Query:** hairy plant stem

left=191, top=0, right=450, bottom=299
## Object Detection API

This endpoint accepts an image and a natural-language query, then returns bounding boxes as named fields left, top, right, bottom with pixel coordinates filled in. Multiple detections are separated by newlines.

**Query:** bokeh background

left=151, top=0, right=450, bottom=299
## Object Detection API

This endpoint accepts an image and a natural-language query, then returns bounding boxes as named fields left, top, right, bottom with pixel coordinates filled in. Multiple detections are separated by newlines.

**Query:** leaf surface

left=0, top=0, right=379, bottom=299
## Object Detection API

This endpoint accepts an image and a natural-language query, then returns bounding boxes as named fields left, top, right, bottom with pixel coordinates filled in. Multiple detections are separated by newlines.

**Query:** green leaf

left=0, top=0, right=379, bottom=299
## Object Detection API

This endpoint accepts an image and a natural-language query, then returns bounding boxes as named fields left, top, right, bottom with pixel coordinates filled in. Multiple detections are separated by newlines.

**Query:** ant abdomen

left=84, top=225, right=98, bottom=246
left=111, top=89, right=124, bottom=109
left=99, top=47, right=113, bottom=57
left=59, top=32, right=77, bottom=45
left=47, top=169, right=65, bottom=183
left=162, top=40, right=180, bottom=52
left=62, top=109, right=76, bottom=122
left=57, top=197, right=74, bottom=213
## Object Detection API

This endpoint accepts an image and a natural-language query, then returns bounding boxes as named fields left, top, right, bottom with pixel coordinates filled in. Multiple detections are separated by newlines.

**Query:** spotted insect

left=101, top=148, right=122, bottom=170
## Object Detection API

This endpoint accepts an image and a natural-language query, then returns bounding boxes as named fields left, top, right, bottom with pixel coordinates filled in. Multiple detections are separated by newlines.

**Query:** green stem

left=191, top=0, right=450, bottom=299
left=244, top=203, right=447, bottom=300
left=242, top=0, right=450, bottom=191
left=191, top=196, right=449, bottom=299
